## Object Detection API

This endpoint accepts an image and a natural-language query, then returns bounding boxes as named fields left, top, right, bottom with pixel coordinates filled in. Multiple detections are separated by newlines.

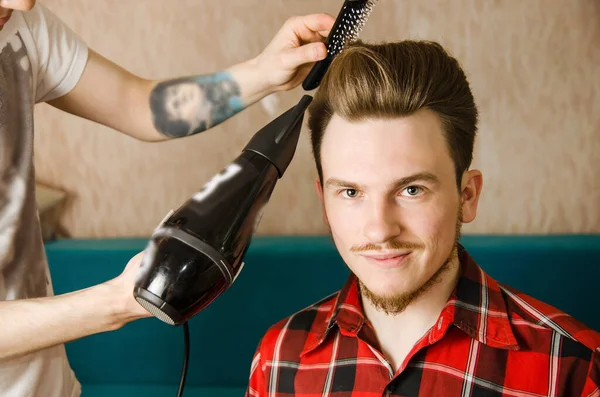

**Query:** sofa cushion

left=45, top=235, right=600, bottom=390
left=80, top=385, right=245, bottom=397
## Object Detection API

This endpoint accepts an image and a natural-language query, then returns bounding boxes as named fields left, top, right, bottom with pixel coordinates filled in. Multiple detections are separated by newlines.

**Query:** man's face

left=0, top=0, right=36, bottom=30
left=317, top=109, right=480, bottom=314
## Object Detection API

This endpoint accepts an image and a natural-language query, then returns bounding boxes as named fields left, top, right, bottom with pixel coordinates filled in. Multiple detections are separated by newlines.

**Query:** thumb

left=125, top=251, right=145, bottom=272
left=280, top=42, right=327, bottom=70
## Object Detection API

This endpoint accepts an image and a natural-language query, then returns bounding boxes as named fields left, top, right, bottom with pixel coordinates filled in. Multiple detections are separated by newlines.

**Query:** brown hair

left=307, top=40, right=479, bottom=188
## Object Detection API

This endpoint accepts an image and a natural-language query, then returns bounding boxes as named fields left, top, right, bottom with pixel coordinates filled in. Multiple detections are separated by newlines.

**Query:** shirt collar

left=301, top=245, right=520, bottom=357
left=300, top=275, right=365, bottom=357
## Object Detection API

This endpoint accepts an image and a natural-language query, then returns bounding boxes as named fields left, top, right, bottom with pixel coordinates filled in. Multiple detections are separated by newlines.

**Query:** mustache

left=350, top=241, right=424, bottom=252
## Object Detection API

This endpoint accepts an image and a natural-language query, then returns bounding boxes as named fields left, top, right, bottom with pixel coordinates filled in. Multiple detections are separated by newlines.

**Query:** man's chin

left=359, top=280, right=411, bottom=301
left=359, top=281, right=414, bottom=315
left=358, top=257, right=453, bottom=315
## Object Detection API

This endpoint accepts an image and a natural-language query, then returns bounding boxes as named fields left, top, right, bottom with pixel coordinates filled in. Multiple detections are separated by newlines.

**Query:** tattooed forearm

left=149, top=72, right=245, bottom=138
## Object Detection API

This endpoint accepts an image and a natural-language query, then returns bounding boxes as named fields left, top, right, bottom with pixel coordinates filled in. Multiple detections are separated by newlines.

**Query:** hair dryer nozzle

left=243, top=95, right=312, bottom=177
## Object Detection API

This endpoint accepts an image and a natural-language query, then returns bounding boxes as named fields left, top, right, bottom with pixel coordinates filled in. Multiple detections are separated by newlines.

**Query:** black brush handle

left=302, top=56, right=334, bottom=91
left=302, top=0, right=356, bottom=91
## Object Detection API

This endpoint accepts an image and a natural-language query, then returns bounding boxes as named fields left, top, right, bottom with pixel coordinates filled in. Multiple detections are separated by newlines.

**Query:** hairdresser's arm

left=0, top=253, right=149, bottom=361
left=47, top=14, right=333, bottom=142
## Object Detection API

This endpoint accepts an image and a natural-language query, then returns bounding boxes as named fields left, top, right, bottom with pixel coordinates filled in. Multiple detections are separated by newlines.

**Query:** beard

left=357, top=204, right=464, bottom=315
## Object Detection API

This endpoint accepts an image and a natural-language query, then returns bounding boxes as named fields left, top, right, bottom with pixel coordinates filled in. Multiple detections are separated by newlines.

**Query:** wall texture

left=33, top=0, right=600, bottom=237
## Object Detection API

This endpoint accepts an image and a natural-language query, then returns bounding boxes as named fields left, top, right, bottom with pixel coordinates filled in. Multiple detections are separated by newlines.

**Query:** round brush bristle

left=327, top=0, right=378, bottom=58
left=301, top=0, right=378, bottom=90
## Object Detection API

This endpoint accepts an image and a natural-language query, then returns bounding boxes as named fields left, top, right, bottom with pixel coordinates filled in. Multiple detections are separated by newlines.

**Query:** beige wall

left=33, top=0, right=600, bottom=238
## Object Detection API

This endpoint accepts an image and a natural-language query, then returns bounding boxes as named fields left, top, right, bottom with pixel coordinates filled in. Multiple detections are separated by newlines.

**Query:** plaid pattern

left=245, top=246, right=600, bottom=397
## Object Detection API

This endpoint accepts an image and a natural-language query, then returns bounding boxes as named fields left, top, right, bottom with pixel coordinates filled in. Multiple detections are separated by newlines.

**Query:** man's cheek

left=331, top=212, right=356, bottom=242
left=326, top=205, right=345, bottom=227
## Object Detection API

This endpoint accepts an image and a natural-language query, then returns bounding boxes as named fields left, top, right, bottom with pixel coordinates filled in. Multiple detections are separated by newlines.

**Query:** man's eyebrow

left=324, top=178, right=362, bottom=189
left=390, top=172, right=441, bottom=189
left=324, top=172, right=440, bottom=190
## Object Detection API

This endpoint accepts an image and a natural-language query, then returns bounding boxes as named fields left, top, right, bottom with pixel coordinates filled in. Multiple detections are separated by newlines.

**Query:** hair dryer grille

left=136, top=296, right=176, bottom=325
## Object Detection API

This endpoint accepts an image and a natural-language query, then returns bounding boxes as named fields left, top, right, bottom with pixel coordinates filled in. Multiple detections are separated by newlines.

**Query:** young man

left=246, top=41, right=600, bottom=396
left=0, top=1, right=334, bottom=396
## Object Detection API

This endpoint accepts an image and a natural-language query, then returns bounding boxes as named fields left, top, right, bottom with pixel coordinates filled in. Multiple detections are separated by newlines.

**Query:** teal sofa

left=45, top=235, right=600, bottom=397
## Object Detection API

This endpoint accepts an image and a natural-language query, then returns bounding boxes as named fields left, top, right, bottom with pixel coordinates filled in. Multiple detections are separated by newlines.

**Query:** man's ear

left=460, top=170, right=483, bottom=223
left=315, top=177, right=329, bottom=227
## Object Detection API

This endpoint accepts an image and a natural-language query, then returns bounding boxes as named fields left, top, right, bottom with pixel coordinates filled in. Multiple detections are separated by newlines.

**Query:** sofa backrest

left=45, top=235, right=600, bottom=388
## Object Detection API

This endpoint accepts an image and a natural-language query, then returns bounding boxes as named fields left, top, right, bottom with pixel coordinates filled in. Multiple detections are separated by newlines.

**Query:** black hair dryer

left=133, top=95, right=312, bottom=326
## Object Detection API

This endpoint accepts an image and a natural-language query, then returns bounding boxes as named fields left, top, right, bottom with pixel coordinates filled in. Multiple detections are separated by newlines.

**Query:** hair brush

left=302, top=0, right=378, bottom=91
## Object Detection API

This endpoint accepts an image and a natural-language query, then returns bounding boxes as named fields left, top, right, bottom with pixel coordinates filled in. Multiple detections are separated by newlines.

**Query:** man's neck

left=361, top=257, right=461, bottom=372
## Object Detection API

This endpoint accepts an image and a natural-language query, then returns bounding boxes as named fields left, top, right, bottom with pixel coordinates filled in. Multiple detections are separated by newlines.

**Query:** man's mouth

left=360, top=251, right=413, bottom=269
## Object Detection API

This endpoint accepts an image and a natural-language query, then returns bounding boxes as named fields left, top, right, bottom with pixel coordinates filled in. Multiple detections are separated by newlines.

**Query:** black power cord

left=177, top=322, right=190, bottom=397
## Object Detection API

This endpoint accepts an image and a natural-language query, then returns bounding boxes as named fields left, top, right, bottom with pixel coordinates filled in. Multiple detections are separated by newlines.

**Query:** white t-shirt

left=0, top=2, right=88, bottom=396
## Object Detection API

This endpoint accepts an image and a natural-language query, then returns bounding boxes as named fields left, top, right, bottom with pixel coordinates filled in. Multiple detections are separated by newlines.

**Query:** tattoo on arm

left=149, top=72, right=245, bottom=138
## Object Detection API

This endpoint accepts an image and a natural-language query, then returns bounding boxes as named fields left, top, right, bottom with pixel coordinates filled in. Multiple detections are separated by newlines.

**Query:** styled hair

left=307, top=40, right=479, bottom=188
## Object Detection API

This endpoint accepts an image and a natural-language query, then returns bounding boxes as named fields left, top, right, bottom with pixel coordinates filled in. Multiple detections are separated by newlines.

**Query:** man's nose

left=362, top=198, right=403, bottom=246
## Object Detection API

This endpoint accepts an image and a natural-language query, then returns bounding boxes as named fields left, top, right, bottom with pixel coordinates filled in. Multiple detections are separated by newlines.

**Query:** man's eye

left=403, top=186, right=423, bottom=197
left=342, top=189, right=359, bottom=198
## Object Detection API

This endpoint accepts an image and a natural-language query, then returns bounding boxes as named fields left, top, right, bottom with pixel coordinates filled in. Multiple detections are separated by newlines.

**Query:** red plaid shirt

left=245, top=247, right=600, bottom=397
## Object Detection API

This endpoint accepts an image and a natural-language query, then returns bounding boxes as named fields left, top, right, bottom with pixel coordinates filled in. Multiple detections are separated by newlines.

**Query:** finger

left=272, top=14, right=335, bottom=48
left=290, top=14, right=335, bottom=44
left=276, top=62, right=316, bottom=92
left=279, top=42, right=328, bottom=70
left=129, top=251, right=144, bottom=263
left=296, top=13, right=336, bottom=36
left=317, top=29, right=332, bottom=39
left=126, top=251, right=144, bottom=269
left=291, top=63, right=315, bottom=85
